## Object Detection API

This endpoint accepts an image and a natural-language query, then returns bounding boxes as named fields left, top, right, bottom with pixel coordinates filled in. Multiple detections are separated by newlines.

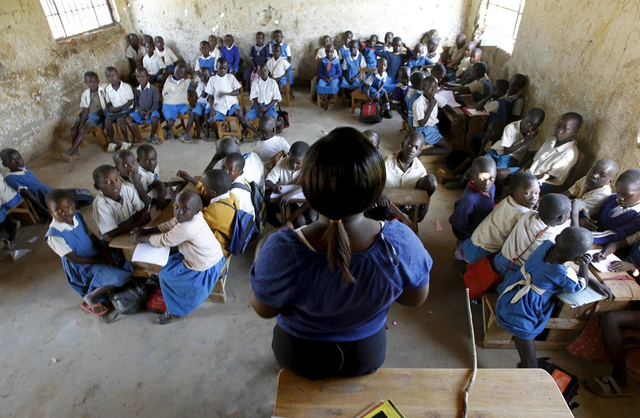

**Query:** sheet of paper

left=466, top=108, right=490, bottom=117
left=587, top=249, right=622, bottom=273
left=557, top=286, right=606, bottom=308
left=438, top=89, right=461, bottom=108
left=132, top=243, right=170, bottom=267
left=271, top=184, right=305, bottom=200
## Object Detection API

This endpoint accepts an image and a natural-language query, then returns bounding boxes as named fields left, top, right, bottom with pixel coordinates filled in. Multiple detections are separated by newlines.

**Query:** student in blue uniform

left=375, top=37, right=413, bottom=93
left=316, top=45, right=342, bottom=110
left=505, top=73, right=527, bottom=121
left=195, top=40, right=217, bottom=76
left=406, top=43, right=434, bottom=71
left=495, top=227, right=612, bottom=368
left=475, top=79, right=509, bottom=125
left=405, top=71, right=424, bottom=129
left=45, top=189, right=133, bottom=316
left=391, top=66, right=411, bottom=121
left=269, top=30, right=294, bottom=90
left=134, top=190, right=226, bottom=324
left=447, top=62, right=492, bottom=103
left=221, top=34, right=240, bottom=74
left=340, top=40, right=366, bottom=96
left=244, top=31, right=270, bottom=92
left=1, top=149, right=93, bottom=216
left=362, top=58, right=392, bottom=118
left=338, top=30, right=353, bottom=63
left=362, top=34, right=379, bottom=69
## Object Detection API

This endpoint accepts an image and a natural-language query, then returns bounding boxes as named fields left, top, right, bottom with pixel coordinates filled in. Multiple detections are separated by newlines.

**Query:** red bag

left=359, top=102, right=382, bottom=124
left=145, top=287, right=166, bottom=314
left=463, top=253, right=503, bottom=300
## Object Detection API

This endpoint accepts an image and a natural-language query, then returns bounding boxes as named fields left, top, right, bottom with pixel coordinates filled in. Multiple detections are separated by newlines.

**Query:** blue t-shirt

left=449, top=182, right=495, bottom=240
left=250, top=220, right=432, bottom=342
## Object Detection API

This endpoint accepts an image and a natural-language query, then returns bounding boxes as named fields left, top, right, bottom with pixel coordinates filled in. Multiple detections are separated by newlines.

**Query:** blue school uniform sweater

left=362, top=47, right=378, bottom=69
left=221, top=45, right=240, bottom=70
left=318, top=57, right=342, bottom=79
left=250, top=44, right=269, bottom=67
left=392, top=84, right=410, bottom=114
left=594, top=194, right=640, bottom=245
left=406, top=56, right=434, bottom=69
left=405, top=90, right=423, bottom=127
left=375, top=49, right=412, bottom=81
left=5, top=167, right=51, bottom=206
left=449, top=182, right=496, bottom=240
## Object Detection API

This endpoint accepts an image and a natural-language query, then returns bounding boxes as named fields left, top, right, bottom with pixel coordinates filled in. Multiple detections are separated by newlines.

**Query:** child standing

left=63, top=71, right=107, bottom=162
left=244, top=32, right=270, bottom=92
left=266, top=44, right=292, bottom=89
left=45, top=189, right=133, bottom=316
left=221, top=34, right=240, bottom=75
left=496, top=227, right=612, bottom=368
left=194, top=40, right=219, bottom=76
left=154, top=36, right=179, bottom=75
left=564, top=159, right=618, bottom=214
left=92, top=165, right=150, bottom=240
left=525, top=112, right=582, bottom=193
left=338, top=31, right=353, bottom=62
left=449, top=156, right=497, bottom=246
left=186, top=67, right=212, bottom=140
left=242, top=64, right=282, bottom=136
left=340, top=40, right=366, bottom=94
left=142, top=42, right=166, bottom=83
left=162, top=64, right=192, bottom=141
left=463, top=171, right=539, bottom=263
left=414, top=76, right=453, bottom=156
left=205, top=58, right=244, bottom=141
left=126, top=68, right=161, bottom=145
left=269, top=30, right=294, bottom=89
left=362, top=34, right=379, bottom=69
left=104, top=67, right=135, bottom=152
left=134, top=190, right=226, bottom=324
left=252, top=115, right=291, bottom=169
left=316, top=45, right=342, bottom=110
left=362, top=58, right=392, bottom=118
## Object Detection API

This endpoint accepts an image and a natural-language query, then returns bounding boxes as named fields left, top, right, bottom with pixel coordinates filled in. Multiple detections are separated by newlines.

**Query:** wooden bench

left=7, top=198, right=40, bottom=225
left=350, top=68, right=375, bottom=114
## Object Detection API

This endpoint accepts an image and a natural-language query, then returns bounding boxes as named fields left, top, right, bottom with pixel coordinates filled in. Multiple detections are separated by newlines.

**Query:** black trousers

left=271, top=324, right=387, bottom=381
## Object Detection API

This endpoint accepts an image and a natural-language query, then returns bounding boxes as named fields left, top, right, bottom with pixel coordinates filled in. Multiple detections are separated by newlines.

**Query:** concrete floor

left=1, top=89, right=638, bottom=417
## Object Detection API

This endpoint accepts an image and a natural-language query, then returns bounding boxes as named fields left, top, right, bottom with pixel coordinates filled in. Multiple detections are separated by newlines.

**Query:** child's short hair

left=92, top=165, right=118, bottom=183
left=274, top=29, right=283, bottom=36
left=471, top=156, right=496, bottom=175
left=511, top=73, right=527, bottom=89
left=84, top=71, right=98, bottom=80
left=225, top=153, right=245, bottom=170
left=555, top=226, right=593, bottom=260
left=424, top=76, right=438, bottom=87
left=471, top=62, right=487, bottom=77
left=538, top=193, right=571, bottom=225
left=113, top=149, right=134, bottom=165
left=616, top=169, right=640, bottom=189
left=0, top=148, right=18, bottom=164
left=410, top=71, right=425, bottom=89
left=256, top=31, right=265, bottom=38
left=105, top=66, right=118, bottom=75
left=200, top=40, right=209, bottom=47
left=135, top=67, right=149, bottom=76
left=431, top=63, right=446, bottom=75
left=45, top=188, right=72, bottom=207
left=201, top=169, right=231, bottom=195
left=289, top=141, right=310, bottom=159
left=217, top=57, right=228, bottom=67
left=525, top=107, right=546, bottom=124
left=562, top=112, right=584, bottom=129
left=136, top=144, right=156, bottom=159
left=495, top=79, right=509, bottom=92
left=509, top=171, right=537, bottom=190
left=427, top=37, right=439, bottom=48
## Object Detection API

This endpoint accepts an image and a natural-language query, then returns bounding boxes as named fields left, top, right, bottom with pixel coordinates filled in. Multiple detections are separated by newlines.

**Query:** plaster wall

left=0, top=0, right=134, bottom=161
left=473, top=0, right=640, bottom=171
left=126, top=0, right=470, bottom=82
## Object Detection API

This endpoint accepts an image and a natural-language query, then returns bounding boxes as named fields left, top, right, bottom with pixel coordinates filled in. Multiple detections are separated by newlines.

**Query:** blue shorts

left=246, top=104, right=278, bottom=120
left=162, top=104, right=191, bottom=121
left=76, top=112, right=104, bottom=128
left=0, top=194, right=22, bottom=223
left=461, top=237, right=492, bottom=264
left=209, top=104, right=242, bottom=122
left=129, top=110, right=160, bottom=125
left=193, top=102, right=211, bottom=116
left=487, top=149, right=520, bottom=172
left=416, top=125, right=443, bottom=145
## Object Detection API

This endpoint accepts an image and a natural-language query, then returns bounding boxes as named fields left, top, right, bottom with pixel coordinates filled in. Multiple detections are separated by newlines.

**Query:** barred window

left=39, top=0, right=120, bottom=40
left=478, top=0, right=526, bottom=54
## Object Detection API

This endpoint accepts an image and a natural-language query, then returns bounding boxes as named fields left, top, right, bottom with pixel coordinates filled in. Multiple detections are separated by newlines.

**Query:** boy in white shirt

left=414, top=76, right=452, bottom=156
left=92, top=165, right=150, bottom=241
left=266, top=44, right=291, bottom=89
left=223, top=153, right=255, bottom=219
left=252, top=116, right=291, bottom=170
left=154, top=36, right=179, bottom=74
left=205, top=58, right=243, bottom=140
left=242, top=63, right=283, bottom=136
left=125, top=33, right=146, bottom=76
left=142, top=42, right=166, bottom=83
left=525, top=112, right=582, bottom=193
left=564, top=159, right=618, bottom=214
left=186, top=67, right=212, bottom=140
left=203, top=137, right=266, bottom=189
left=104, top=67, right=134, bottom=152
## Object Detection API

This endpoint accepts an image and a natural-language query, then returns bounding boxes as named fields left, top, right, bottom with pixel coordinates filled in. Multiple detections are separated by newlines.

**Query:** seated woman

left=250, top=127, right=432, bottom=380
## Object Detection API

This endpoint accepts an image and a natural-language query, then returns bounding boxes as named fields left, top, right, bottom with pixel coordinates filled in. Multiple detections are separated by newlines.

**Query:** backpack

left=219, top=200, right=256, bottom=255
left=359, top=102, right=382, bottom=124
left=231, top=180, right=266, bottom=235
left=537, top=358, right=581, bottom=410
left=103, top=279, right=147, bottom=323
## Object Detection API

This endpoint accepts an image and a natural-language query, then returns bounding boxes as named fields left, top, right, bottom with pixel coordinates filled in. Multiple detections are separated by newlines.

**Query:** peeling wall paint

left=0, top=0, right=134, bottom=161
left=470, top=0, right=640, bottom=171
left=127, top=0, right=470, bottom=82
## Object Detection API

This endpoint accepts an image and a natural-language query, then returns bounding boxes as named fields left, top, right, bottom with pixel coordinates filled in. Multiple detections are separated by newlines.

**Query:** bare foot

left=437, top=168, right=455, bottom=183
left=61, top=152, right=80, bottom=162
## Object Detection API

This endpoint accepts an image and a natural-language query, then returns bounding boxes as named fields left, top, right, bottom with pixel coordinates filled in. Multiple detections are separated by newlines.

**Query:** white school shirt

left=194, top=50, right=220, bottom=72
left=125, top=44, right=147, bottom=64
left=121, top=167, right=156, bottom=194
left=46, top=215, right=84, bottom=257
left=253, top=136, right=291, bottom=168
left=471, top=196, right=531, bottom=252
left=527, top=138, right=579, bottom=186
left=195, top=81, right=209, bottom=105
left=105, top=81, right=134, bottom=109
left=92, top=184, right=145, bottom=237
left=567, top=176, right=612, bottom=214
left=384, top=151, right=427, bottom=189
left=142, top=53, right=166, bottom=75
left=0, top=173, right=18, bottom=204
left=244, top=152, right=266, bottom=189
left=269, top=42, right=292, bottom=57
left=230, top=177, right=255, bottom=218
left=205, top=74, right=241, bottom=114
left=413, top=93, right=447, bottom=127
left=468, top=74, right=490, bottom=94
left=266, top=157, right=300, bottom=185
left=156, top=47, right=178, bottom=66
left=80, top=86, right=107, bottom=110
left=501, top=211, right=569, bottom=265
left=250, top=77, right=282, bottom=104
left=316, top=47, right=327, bottom=59
left=491, top=120, right=528, bottom=160
left=266, top=57, right=291, bottom=79
left=456, top=56, right=471, bottom=77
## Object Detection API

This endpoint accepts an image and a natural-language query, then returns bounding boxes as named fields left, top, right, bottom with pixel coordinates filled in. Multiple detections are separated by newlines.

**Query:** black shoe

left=156, top=311, right=183, bottom=325
left=383, top=110, right=393, bottom=119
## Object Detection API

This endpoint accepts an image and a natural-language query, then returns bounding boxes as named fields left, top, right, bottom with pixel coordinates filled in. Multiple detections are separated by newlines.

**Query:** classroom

left=1, top=0, right=640, bottom=416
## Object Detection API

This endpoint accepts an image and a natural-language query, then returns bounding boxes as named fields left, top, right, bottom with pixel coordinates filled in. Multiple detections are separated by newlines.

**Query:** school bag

left=277, top=103, right=289, bottom=129
left=103, top=279, right=147, bottom=323
left=359, top=102, right=382, bottom=124
left=218, top=200, right=256, bottom=255
left=231, top=180, right=266, bottom=235
left=537, top=358, right=581, bottom=410
left=145, top=286, right=167, bottom=314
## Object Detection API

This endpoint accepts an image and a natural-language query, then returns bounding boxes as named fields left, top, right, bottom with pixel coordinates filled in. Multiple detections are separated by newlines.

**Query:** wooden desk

left=384, top=188, right=430, bottom=227
left=589, top=266, right=640, bottom=311
left=274, top=368, right=573, bottom=418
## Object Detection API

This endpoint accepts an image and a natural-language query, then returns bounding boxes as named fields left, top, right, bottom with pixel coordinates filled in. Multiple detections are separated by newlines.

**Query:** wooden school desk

left=273, top=368, right=573, bottom=418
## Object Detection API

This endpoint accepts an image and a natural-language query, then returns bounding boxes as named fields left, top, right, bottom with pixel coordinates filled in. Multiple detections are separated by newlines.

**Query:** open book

left=132, top=243, right=170, bottom=266
left=437, top=89, right=461, bottom=108
left=557, top=286, right=606, bottom=308
left=587, top=249, right=622, bottom=273
left=271, top=184, right=305, bottom=200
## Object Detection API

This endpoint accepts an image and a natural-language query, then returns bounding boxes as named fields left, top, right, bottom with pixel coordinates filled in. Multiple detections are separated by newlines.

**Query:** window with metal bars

left=39, top=0, right=120, bottom=40
left=477, top=0, right=526, bottom=54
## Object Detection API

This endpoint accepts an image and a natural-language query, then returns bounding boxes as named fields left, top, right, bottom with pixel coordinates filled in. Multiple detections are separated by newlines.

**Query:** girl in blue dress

left=495, top=226, right=612, bottom=368
left=340, top=40, right=366, bottom=96
left=316, top=45, right=342, bottom=110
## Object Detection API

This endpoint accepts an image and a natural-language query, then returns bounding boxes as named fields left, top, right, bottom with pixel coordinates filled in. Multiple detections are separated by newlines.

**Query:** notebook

left=132, top=243, right=170, bottom=266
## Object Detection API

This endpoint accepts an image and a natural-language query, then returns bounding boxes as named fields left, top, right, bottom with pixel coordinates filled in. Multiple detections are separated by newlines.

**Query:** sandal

left=585, top=376, right=635, bottom=397
left=150, top=136, right=161, bottom=145
left=81, top=301, right=110, bottom=316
